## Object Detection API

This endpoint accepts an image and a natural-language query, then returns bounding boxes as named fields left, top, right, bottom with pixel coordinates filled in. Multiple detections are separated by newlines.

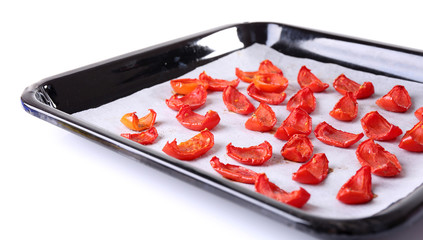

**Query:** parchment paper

left=73, top=43, right=423, bottom=219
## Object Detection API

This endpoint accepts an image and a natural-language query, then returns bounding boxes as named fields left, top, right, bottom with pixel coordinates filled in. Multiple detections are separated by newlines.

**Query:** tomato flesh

left=337, top=166, right=374, bottom=204
left=222, top=85, right=255, bottom=115
left=247, top=83, right=286, bottom=105
left=286, top=87, right=316, bottom=114
left=245, top=103, right=277, bottom=132
left=329, top=92, right=358, bottom=121
left=314, top=121, right=364, bottom=148
left=258, top=59, right=283, bottom=75
left=253, top=73, right=288, bottom=93
left=120, top=127, right=158, bottom=145
left=209, top=156, right=259, bottom=184
left=281, top=134, right=313, bottom=163
left=120, top=109, right=157, bottom=132
left=255, top=173, right=310, bottom=208
left=176, top=105, right=220, bottom=131
left=376, top=85, right=412, bottom=112
left=226, top=141, right=272, bottom=166
left=170, top=78, right=208, bottom=95
left=199, top=71, right=240, bottom=91
left=333, top=74, right=374, bottom=99
left=166, top=85, right=207, bottom=111
left=297, top=66, right=329, bottom=92
left=292, top=153, right=329, bottom=184
left=360, top=111, right=402, bottom=141
left=162, top=130, right=214, bottom=161
left=356, top=139, right=401, bottom=177
left=275, top=108, right=312, bottom=141
left=415, top=107, right=423, bottom=121
left=399, top=120, right=423, bottom=152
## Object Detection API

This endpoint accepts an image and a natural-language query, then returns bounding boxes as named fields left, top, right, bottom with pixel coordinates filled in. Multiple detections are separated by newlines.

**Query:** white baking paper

left=73, top=43, right=423, bottom=219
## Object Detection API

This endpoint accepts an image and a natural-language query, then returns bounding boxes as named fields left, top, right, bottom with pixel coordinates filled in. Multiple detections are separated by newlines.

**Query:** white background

left=2, top=1, right=423, bottom=239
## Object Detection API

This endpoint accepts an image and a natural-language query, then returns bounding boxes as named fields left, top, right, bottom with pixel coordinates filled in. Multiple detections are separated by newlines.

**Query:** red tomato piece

left=292, top=153, right=329, bottom=184
left=281, top=134, right=313, bottom=163
left=329, top=92, right=358, bottom=121
left=399, top=120, right=423, bottom=152
left=415, top=107, right=423, bottom=121
left=360, top=111, right=402, bottom=141
left=245, top=103, right=277, bottom=132
left=235, top=59, right=284, bottom=83
left=120, top=109, right=157, bottom=132
left=286, top=87, right=316, bottom=114
left=255, top=173, right=310, bottom=208
left=376, top=85, right=412, bottom=113
left=314, top=121, right=364, bottom=148
left=166, top=85, right=207, bottom=111
left=258, top=59, right=283, bottom=75
left=333, top=74, right=374, bottom=99
left=209, top=156, right=259, bottom=184
left=176, top=105, right=220, bottom=131
left=275, top=108, right=312, bottom=141
left=226, top=141, right=272, bottom=166
left=199, top=71, right=240, bottom=91
left=235, top=68, right=256, bottom=83
left=297, top=66, right=329, bottom=92
left=120, top=127, right=158, bottom=145
left=253, top=73, right=288, bottom=93
left=222, top=85, right=255, bottom=115
left=162, top=130, right=214, bottom=161
left=356, top=139, right=401, bottom=177
left=247, top=83, right=287, bottom=105
left=337, top=166, right=374, bottom=204
left=170, top=78, right=208, bottom=95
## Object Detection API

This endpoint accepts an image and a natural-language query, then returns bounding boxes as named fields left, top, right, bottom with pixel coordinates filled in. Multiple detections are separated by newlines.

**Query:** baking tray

left=20, top=22, right=423, bottom=238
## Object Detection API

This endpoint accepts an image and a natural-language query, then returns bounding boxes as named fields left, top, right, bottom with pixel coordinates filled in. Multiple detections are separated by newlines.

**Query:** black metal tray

left=20, top=22, right=423, bottom=238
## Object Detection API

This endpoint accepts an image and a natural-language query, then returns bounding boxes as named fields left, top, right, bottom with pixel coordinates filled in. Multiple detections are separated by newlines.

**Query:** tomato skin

left=176, top=105, right=220, bottom=131
left=170, top=78, right=208, bottom=95
left=120, top=109, right=157, bottom=131
left=360, top=111, right=402, bottom=141
left=292, top=153, right=329, bottom=184
left=281, top=134, right=313, bottom=163
left=199, top=71, right=240, bottom=91
left=399, top=121, right=423, bottom=152
left=297, top=66, right=329, bottom=92
left=376, top=85, right=412, bottom=113
left=245, top=103, right=277, bottom=132
left=209, top=156, right=259, bottom=184
left=337, top=166, right=374, bottom=204
left=235, top=68, right=257, bottom=83
left=286, top=87, right=316, bottom=114
left=247, top=83, right=286, bottom=105
left=120, top=127, right=158, bottom=145
left=252, top=73, right=288, bottom=93
left=333, top=74, right=374, bottom=99
left=255, top=173, right=310, bottom=208
left=162, top=130, right=214, bottom=161
left=222, top=85, right=255, bottom=115
left=226, top=141, right=272, bottom=166
left=275, top=108, right=312, bottom=141
left=415, top=107, right=423, bottom=121
left=166, top=85, right=207, bottom=111
left=356, top=139, right=401, bottom=177
left=314, top=121, right=364, bottom=148
left=258, top=59, right=283, bottom=75
left=329, top=92, right=358, bottom=121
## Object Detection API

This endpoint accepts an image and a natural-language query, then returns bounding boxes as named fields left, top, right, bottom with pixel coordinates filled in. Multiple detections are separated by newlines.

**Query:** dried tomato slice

left=245, top=103, right=277, bottom=132
left=281, top=134, right=313, bottom=163
left=252, top=73, right=288, bottom=93
left=399, top=120, right=423, bottom=152
left=333, top=74, right=374, bottom=99
left=120, top=127, right=158, bottom=145
left=162, top=130, right=214, bottom=161
left=356, top=139, right=401, bottom=177
left=415, top=107, right=423, bottom=121
left=360, top=111, right=402, bottom=140
left=198, top=71, right=240, bottom=91
left=329, top=92, right=358, bottom=121
left=235, top=68, right=257, bottom=83
left=337, top=166, right=374, bottom=204
left=258, top=59, right=283, bottom=75
left=120, top=109, right=157, bottom=131
left=255, top=173, right=310, bottom=208
left=226, top=141, right=272, bottom=166
left=275, top=108, right=312, bottom=141
left=297, top=66, right=329, bottom=92
left=209, top=156, right=259, bottom=184
left=314, top=121, right=364, bottom=148
left=170, top=78, right=208, bottom=95
left=176, top=105, right=220, bottom=131
left=247, top=83, right=286, bottom=105
left=235, top=59, right=284, bottom=83
left=222, top=85, right=255, bottom=115
left=166, top=85, right=207, bottom=111
left=292, top=153, right=329, bottom=184
left=376, top=85, right=412, bottom=113
left=286, top=87, right=316, bottom=114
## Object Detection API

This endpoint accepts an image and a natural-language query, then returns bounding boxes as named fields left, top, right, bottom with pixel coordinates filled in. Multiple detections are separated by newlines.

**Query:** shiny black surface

left=21, top=22, right=423, bottom=237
